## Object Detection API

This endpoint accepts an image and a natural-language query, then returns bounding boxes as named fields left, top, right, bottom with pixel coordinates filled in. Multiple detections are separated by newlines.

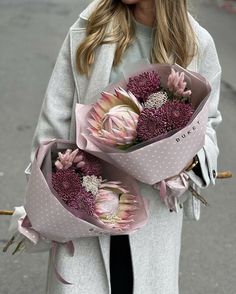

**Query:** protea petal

left=94, top=181, right=139, bottom=230
left=88, top=87, right=143, bottom=147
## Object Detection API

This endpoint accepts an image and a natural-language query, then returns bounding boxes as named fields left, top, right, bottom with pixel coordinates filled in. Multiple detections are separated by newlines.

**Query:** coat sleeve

left=187, top=31, right=222, bottom=188
left=183, top=30, right=222, bottom=221
left=7, top=31, right=76, bottom=253
left=30, top=31, right=75, bottom=161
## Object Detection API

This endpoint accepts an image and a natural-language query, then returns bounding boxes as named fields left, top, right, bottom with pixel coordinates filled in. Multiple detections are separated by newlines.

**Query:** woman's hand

left=184, top=158, right=194, bottom=171
left=165, top=157, right=197, bottom=181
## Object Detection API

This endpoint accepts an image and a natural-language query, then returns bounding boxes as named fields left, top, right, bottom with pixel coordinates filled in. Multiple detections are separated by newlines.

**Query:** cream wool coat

left=9, top=1, right=222, bottom=293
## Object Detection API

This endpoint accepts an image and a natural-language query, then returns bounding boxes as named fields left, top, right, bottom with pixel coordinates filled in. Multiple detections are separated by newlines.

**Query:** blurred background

left=0, top=0, right=235, bottom=293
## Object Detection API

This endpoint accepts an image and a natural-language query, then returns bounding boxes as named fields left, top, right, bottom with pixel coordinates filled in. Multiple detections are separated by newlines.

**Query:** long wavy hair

left=76, top=0, right=197, bottom=75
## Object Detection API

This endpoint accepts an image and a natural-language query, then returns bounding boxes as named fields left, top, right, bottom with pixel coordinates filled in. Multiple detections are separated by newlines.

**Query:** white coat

left=9, top=1, right=222, bottom=293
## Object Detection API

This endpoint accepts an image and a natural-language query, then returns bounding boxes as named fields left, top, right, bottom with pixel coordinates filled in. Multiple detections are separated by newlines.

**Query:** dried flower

left=126, top=71, right=161, bottom=103
left=144, top=91, right=169, bottom=109
left=137, top=100, right=194, bottom=141
left=55, top=148, right=86, bottom=171
left=88, top=87, right=143, bottom=147
left=82, top=175, right=102, bottom=196
left=167, top=69, right=192, bottom=98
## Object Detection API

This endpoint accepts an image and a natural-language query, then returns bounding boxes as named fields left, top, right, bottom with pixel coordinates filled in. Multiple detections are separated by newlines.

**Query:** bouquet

left=76, top=62, right=211, bottom=185
left=21, top=140, right=149, bottom=243
left=3, top=140, right=148, bottom=284
left=75, top=61, right=211, bottom=211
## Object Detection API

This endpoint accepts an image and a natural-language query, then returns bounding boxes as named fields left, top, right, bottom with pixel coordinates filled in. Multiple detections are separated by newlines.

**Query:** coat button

left=212, top=170, right=217, bottom=178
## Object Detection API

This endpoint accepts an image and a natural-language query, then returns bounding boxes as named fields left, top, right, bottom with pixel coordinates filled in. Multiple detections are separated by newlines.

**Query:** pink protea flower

left=88, top=87, right=143, bottom=147
left=137, top=100, right=194, bottom=141
left=94, top=181, right=139, bottom=230
left=51, top=169, right=96, bottom=215
left=126, top=71, right=161, bottom=103
left=167, top=69, right=192, bottom=98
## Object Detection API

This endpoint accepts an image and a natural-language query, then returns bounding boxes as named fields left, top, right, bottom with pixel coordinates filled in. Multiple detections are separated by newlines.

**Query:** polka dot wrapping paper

left=23, top=140, right=149, bottom=243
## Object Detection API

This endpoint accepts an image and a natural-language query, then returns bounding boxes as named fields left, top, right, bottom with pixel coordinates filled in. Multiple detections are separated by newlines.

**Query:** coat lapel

left=70, top=28, right=116, bottom=104
left=69, top=25, right=116, bottom=292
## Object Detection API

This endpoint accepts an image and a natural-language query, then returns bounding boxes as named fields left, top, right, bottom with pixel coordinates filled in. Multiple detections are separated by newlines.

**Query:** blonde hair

left=76, top=0, right=197, bottom=75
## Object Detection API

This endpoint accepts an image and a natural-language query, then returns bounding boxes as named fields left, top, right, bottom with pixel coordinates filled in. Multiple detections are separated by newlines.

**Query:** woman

left=10, top=0, right=222, bottom=293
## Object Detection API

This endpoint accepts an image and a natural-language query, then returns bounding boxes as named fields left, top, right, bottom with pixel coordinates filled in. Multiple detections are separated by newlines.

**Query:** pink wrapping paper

left=75, top=63, right=211, bottom=185
left=23, top=140, right=149, bottom=243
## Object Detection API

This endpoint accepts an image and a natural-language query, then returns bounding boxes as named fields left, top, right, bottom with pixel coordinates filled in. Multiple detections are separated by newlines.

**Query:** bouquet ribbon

left=18, top=214, right=39, bottom=244
left=51, top=241, right=75, bottom=285
left=153, top=172, right=189, bottom=212
left=18, top=215, right=75, bottom=285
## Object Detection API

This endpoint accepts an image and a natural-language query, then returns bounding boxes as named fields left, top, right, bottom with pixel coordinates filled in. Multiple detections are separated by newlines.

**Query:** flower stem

left=2, top=236, right=15, bottom=253
left=0, top=210, right=14, bottom=215
left=189, top=186, right=209, bottom=207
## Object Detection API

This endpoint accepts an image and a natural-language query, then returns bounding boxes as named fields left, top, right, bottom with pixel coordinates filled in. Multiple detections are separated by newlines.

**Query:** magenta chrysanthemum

left=52, top=169, right=82, bottom=197
left=126, top=71, right=161, bottom=103
left=78, top=151, right=102, bottom=177
left=137, top=100, right=194, bottom=141
left=51, top=169, right=96, bottom=215
left=72, top=187, right=96, bottom=216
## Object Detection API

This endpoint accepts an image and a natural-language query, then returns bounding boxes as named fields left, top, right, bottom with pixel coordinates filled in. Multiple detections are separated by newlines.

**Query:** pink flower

left=88, top=87, right=143, bottom=147
left=94, top=181, right=139, bottom=230
left=167, top=69, right=192, bottom=98
left=137, top=100, right=194, bottom=141
left=55, top=148, right=102, bottom=177
left=55, top=149, right=83, bottom=170
left=127, top=71, right=161, bottom=103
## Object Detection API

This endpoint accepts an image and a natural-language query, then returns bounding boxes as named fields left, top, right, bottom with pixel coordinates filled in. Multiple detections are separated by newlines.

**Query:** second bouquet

left=21, top=139, right=149, bottom=244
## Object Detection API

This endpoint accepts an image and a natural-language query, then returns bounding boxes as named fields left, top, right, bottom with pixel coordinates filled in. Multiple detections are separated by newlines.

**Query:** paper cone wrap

left=23, top=140, right=149, bottom=243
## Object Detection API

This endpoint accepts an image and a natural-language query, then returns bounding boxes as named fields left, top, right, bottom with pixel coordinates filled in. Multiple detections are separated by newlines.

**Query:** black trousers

left=109, top=235, right=134, bottom=294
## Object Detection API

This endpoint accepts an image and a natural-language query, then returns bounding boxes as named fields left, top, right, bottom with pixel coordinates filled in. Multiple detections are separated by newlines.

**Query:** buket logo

left=175, top=120, right=200, bottom=143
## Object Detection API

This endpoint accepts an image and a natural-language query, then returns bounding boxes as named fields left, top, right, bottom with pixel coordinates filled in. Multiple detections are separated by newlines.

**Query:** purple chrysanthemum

left=137, top=100, right=194, bottom=141
left=126, top=71, right=161, bottom=103
left=79, top=151, right=102, bottom=177
left=52, top=169, right=82, bottom=196
left=68, top=187, right=96, bottom=216
left=51, top=169, right=96, bottom=215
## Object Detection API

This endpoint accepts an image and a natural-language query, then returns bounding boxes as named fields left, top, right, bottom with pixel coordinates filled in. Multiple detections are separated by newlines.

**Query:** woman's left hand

left=165, top=158, right=195, bottom=181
